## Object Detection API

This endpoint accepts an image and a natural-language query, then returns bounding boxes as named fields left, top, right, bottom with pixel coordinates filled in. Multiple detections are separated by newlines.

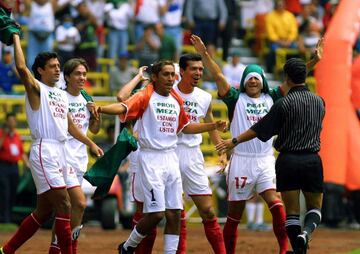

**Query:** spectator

left=222, top=49, right=246, bottom=89
left=185, top=0, right=228, bottom=46
left=86, top=0, right=106, bottom=57
left=104, top=0, right=133, bottom=59
left=25, top=0, right=57, bottom=67
left=0, top=48, right=20, bottom=94
left=202, top=44, right=222, bottom=91
left=55, top=15, right=81, bottom=68
left=109, top=52, right=138, bottom=95
left=298, top=19, right=322, bottom=58
left=0, top=113, right=29, bottom=223
left=161, top=0, right=185, bottom=61
left=155, top=23, right=176, bottom=61
left=297, top=3, right=323, bottom=34
left=253, top=0, right=274, bottom=55
left=265, top=0, right=298, bottom=72
left=220, top=0, right=237, bottom=61
left=133, top=0, right=167, bottom=42
left=73, top=1, right=99, bottom=70
left=135, top=24, right=160, bottom=67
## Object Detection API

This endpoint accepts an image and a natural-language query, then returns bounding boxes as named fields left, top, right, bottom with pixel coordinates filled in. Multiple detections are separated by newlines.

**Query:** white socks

left=164, top=234, right=179, bottom=254
left=124, top=227, right=146, bottom=250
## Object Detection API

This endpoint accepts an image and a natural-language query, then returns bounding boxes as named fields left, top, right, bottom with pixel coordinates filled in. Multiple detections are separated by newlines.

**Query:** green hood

left=239, top=64, right=269, bottom=94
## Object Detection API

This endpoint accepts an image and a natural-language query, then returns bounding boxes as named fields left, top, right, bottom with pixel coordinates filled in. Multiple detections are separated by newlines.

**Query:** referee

left=216, top=58, right=325, bottom=254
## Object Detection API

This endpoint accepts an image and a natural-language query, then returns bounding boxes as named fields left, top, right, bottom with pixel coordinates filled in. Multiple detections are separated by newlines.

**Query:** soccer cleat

left=118, top=242, right=135, bottom=254
left=295, top=232, right=309, bottom=254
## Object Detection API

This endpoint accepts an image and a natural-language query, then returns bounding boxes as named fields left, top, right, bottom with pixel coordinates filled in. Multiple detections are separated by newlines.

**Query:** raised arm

left=13, top=33, right=40, bottom=110
left=190, top=35, right=231, bottom=97
left=116, top=66, right=149, bottom=102
left=306, top=37, right=324, bottom=72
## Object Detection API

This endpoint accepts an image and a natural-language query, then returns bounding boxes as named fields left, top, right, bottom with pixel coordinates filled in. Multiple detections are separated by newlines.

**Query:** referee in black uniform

left=216, top=58, right=325, bottom=254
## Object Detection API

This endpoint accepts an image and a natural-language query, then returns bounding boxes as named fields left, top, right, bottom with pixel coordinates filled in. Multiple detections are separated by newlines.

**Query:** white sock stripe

left=55, top=217, right=71, bottom=222
left=134, top=227, right=146, bottom=239
left=285, top=220, right=301, bottom=226
left=31, top=213, right=41, bottom=226
left=306, top=209, right=322, bottom=220
left=227, top=216, right=241, bottom=222
left=269, top=202, right=283, bottom=210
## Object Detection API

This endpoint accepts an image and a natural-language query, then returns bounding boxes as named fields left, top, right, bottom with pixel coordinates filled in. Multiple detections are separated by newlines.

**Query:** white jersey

left=136, top=92, right=183, bottom=150
left=174, top=85, right=211, bottom=147
left=231, top=93, right=274, bottom=155
left=26, top=81, right=68, bottom=142
left=66, top=92, right=91, bottom=173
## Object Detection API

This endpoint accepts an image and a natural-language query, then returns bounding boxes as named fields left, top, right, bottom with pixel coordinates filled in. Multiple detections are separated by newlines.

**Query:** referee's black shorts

left=275, top=152, right=323, bottom=193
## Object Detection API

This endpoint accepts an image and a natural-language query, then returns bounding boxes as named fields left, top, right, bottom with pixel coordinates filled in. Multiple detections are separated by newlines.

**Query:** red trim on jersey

left=67, top=185, right=81, bottom=190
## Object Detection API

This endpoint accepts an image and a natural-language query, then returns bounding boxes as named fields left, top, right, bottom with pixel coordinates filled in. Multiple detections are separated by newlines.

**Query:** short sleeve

left=220, top=87, right=240, bottom=122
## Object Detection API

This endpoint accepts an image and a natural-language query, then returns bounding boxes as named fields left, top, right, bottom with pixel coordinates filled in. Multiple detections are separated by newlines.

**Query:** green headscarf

left=239, top=64, right=270, bottom=94
left=0, top=3, right=21, bottom=46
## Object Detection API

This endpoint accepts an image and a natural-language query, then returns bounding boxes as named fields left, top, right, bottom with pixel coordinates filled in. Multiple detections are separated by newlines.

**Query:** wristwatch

left=231, top=137, right=238, bottom=145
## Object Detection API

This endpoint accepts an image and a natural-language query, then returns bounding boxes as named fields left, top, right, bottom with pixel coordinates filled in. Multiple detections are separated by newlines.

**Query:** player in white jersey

left=89, top=60, right=226, bottom=254
left=48, top=58, right=101, bottom=254
left=174, top=53, right=226, bottom=254
left=0, top=34, right=103, bottom=254
left=191, top=35, right=289, bottom=254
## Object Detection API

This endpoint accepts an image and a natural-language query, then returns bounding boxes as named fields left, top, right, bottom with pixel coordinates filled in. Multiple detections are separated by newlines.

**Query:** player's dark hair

left=63, top=58, right=89, bottom=86
left=179, top=53, right=202, bottom=70
left=31, top=52, right=59, bottom=80
left=283, top=58, right=307, bottom=84
left=150, top=60, right=174, bottom=77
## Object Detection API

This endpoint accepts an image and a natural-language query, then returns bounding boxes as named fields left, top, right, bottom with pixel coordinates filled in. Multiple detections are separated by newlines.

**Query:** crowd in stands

left=0, top=0, right=358, bottom=96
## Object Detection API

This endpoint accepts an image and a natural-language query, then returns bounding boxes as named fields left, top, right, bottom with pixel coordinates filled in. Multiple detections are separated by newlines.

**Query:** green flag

left=84, top=128, right=137, bottom=199
left=0, top=3, right=21, bottom=45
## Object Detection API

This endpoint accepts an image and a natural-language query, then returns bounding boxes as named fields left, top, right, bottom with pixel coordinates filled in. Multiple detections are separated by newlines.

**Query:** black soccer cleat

left=295, top=232, right=309, bottom=254
left=118, top=242, right=135, bottom=254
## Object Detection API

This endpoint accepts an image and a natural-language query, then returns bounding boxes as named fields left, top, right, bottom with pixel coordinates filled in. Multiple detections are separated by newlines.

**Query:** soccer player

left=0, top=33, right=103, bottom=254
left=174, top=53, right=226, bottom=254
left=216, top=58, right=325, bottom=254
left=89, top=60, right=226, bottom=254
left=48, top=58, right=101, bottom=254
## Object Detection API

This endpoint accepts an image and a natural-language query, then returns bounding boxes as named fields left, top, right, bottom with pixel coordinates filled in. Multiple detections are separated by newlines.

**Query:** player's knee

left=54, top=197, right=72, bottom=214
left=72, top=198, right=87, bottom=213
left=149, top=211, right=165, bottom=224
left=199, top=206, right=215, bottom=220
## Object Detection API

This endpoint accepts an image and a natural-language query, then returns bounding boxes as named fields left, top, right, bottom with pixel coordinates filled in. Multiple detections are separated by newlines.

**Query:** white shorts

left=66, top=153, right=87, bottom=188
left=176, top=144, right=212, bottom=196
left=128, top=150, right=144, bottom=203
left=227, top=153, right=276, bottom=201
left=29, top=139, right=77, bottom=194
left=139, top=149, right=183, bottom=213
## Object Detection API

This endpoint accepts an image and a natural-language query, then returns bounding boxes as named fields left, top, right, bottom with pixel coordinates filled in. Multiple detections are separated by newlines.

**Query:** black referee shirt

left=251, top=86, right=325, bottom=153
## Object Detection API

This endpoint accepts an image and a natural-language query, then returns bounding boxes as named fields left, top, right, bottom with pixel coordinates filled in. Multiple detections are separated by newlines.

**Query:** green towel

left=84, top=128, right=137, bottom=199
left=0, top=3, right=21, bottom=45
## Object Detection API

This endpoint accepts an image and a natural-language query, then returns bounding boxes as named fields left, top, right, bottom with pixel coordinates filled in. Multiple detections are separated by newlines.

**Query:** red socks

left=269, top=200, right=288, bottom=254
left=48, top=244, right=61, bottom=254
left=223, top=216, right=240, bottom=254
left=203, top=218, right=226, bottom=254
left=3, top=213, right=42, bottom=254
left=176, top=210, right=187, bottom=254
left=132, top=211, right=157, bottom=254
left=55, top=214, right=72, bottom=254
